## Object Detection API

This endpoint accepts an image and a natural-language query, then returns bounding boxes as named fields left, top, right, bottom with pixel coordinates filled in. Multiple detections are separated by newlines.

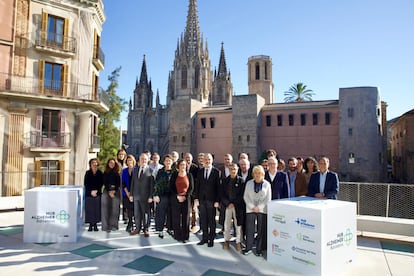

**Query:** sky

left=100, top=0, right=414, bottom=130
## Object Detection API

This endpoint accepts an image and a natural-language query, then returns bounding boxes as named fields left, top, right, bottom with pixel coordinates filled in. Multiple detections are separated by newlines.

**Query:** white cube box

left=267, top=197, right=356, bottom=276
left=24, top=185, right=84, bottom=243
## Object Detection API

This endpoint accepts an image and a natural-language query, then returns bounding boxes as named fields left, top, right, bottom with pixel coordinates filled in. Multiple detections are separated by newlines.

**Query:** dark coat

left=221, top=175, right=245, bottom=226
left=307, top=171, right=339, bottom=199
left=265, top=171, right=289, bottom=200
left=195, top=167, right=221, bottom=203
left=130, top=165, right=155, bottom=202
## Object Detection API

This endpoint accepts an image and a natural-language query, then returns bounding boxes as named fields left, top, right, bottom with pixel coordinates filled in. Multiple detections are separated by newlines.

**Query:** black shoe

left=243, top=249, right=252, bottom=255
left=208, top=241, right=214, bottom=247
left=197, top=240, right=207, bottom=245
left=93, top=224, right=99, bottom=231
left=88, top=225, right=93, bottom=232
left=255, top=250, right=263, bottom=257
left=158, top=232, right=164, bottom=239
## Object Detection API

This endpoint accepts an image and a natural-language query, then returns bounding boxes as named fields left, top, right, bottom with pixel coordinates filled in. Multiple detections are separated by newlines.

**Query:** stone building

left=127, top=0, right=387, bottom=182
left=0, top=0, right=108, bottom=196
left=391, top=109, right=414, bottom=183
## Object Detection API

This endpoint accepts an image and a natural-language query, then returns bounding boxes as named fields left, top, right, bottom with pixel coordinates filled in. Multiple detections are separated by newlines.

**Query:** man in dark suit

left=129, top=153, right=155, bottom=236
left=194, top=153, right=221, bottom=247
left=307, top=157, right=339, bottom=199
left=265, top=157, right=289, bottom=200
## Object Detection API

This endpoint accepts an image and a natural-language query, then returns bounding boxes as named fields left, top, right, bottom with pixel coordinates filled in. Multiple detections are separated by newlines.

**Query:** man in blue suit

left=307, top=157, right=339, bottom=199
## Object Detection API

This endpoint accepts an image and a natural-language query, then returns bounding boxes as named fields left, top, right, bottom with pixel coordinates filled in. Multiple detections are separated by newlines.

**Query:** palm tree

left=283, top=82, right=314, bottom=102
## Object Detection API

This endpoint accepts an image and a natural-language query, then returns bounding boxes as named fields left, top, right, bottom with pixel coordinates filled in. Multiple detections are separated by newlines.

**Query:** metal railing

left=93, top=45, right=105, bottom=67
left=24, top=131, right=71, bottom=148
left=338, top=182, right=414, bottom=219
left=34, top=31, right=77, bottom=54
left=0, top=72, right=110, bottom=107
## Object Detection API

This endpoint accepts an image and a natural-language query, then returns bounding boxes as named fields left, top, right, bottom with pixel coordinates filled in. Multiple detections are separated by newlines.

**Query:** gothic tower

left=248, top=55, right=274, bottom=104
left=167, top=0, right=212, bottom=155
left=212, top=42, right=233, bottom=105
left=127, top=56, right=162, bottom=156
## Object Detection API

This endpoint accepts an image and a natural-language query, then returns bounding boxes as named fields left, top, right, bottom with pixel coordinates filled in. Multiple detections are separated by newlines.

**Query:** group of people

left=84, top=148, right=339, bottom=257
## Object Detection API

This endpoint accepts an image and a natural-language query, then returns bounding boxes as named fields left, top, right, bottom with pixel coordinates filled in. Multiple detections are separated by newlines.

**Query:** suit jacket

left=195, top=166, right=221, bottom=203
left=287, top=171, right=308, bottom=197
left=265, top=171, right=289, bottom=200
left=221, top=175, right=245, bottom=226
left=307, top=170, right=339, bottom=199
left=130, top=165, right=155, bottom=202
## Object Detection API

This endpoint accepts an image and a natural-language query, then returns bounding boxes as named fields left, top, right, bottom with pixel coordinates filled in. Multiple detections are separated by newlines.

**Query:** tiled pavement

left=1, top=211, right=414, bottom=276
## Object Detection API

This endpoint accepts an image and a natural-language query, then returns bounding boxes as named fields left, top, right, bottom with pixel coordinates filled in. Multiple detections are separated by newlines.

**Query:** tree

left=98, top=67, right=127, bottom=165
left=283, top=82, right=314, bottom=102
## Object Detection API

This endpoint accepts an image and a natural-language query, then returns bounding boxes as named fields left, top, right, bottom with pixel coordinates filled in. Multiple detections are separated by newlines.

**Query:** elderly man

left=307, top=157, right=339, bottom=199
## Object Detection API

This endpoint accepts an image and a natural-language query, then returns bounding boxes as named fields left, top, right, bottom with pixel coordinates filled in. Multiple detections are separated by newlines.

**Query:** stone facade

left=0, top=0, right=107, bottom=196
left=391, top=109, right=414, bottom=183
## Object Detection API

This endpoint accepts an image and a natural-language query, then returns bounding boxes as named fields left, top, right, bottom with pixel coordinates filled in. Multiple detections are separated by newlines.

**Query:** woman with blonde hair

left=243, top=165, right=271, bottom=257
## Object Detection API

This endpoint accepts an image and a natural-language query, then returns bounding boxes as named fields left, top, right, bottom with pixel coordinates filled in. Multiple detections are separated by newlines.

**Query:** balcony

left=24, top=131, right=71, bottom=152
left=0, top=72, right=109, bottom=113
left=92, top=45, right=105, bottom=70
left=34, top=31, right=76, bottom=57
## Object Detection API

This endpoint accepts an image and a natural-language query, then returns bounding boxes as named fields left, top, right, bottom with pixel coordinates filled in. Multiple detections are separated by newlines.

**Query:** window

left=181, top=136, right=185, bottom=143
left=201, top=133, right=206, bottom=139
left=194, top=64, right=200, bottom=88
left=289, top=114, right=294, bottom=126
left=47, top=15, right=64, bottom=45
left=201, top=118, right=206, bottom=128
left=348, top=128, right=353, bottom=136
left=37, top=109, right=66, bottom=147
left=277, top=114, right=283, bottom=126
left=181, top=67, right=187, bottom=89
left=348, top=108, right=354, bottom=118
left=38, top=60, right=68, bottom=96
left=238, top=135, right=242, bottom=142
left=348, top=153, right=355, bottom=164
left=210, top=117, right=215, bottom=128
left=301, top=113, right=306, bottom=126
left=312, top=113, right=318, bottom=125
left=266, top=115, right=271, bottom=127
left=264, top=62, right=268, bottom=80
left=325, top=112, right=331, bottom=125
left=173, top=136, right=177, bottom=143
left=35, top=160, right=64, bottom=186
left=255, top=62, right=260, bottom=80
left=247, top=135, right=250, bottom=142
left=92, top=73, right=99, bottom=100
left=44, top=62, right=63, bottom=93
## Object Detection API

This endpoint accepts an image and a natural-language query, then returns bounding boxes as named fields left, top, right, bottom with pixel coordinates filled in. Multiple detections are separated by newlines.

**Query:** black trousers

left=199, top=200, right=216, bottom=242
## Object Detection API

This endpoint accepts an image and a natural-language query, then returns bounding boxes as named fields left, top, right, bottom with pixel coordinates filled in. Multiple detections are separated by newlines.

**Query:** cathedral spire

left=217, top=42, right=228, bottom=78
left=183, top=0, right=201, bottom=57
left=139, top=55, right=148, bottom=85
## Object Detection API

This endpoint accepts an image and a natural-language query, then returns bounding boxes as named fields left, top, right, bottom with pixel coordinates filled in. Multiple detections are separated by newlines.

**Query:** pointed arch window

left=255, top=62, right=260, bottom=80
left=194, top=64, right=200, bottom=88
left=181, top=66, right=187, bottom=89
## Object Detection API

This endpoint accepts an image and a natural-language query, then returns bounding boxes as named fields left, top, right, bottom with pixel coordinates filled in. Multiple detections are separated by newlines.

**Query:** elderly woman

left=84, top=158, right=103, bottom=232
left=243, top=165, right=271, bottom=257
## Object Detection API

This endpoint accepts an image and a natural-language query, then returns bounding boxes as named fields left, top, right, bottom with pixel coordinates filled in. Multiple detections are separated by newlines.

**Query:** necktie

left=139, top=168, right=143, bottom=178
left=205, top=169, right=208, bottom=180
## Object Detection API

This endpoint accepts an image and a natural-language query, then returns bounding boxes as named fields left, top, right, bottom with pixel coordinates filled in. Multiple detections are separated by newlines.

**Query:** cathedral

left=127, top=0, right=234, bottom=158
left=126, top=0, right=388, bottom=182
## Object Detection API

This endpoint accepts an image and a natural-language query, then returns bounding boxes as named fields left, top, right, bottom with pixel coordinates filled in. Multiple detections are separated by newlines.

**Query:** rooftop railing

left=339, top=182, right=414, bottom=219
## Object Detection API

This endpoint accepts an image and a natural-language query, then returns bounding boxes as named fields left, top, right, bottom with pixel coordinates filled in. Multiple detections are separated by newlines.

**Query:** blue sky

left=100, top=0, right=414, bottom=130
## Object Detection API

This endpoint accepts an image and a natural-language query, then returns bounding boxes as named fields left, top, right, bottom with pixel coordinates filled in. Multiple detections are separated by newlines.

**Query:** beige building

left=0, top=0, right=108, bottom=196
left=391, top=109, right=414, bottom=183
